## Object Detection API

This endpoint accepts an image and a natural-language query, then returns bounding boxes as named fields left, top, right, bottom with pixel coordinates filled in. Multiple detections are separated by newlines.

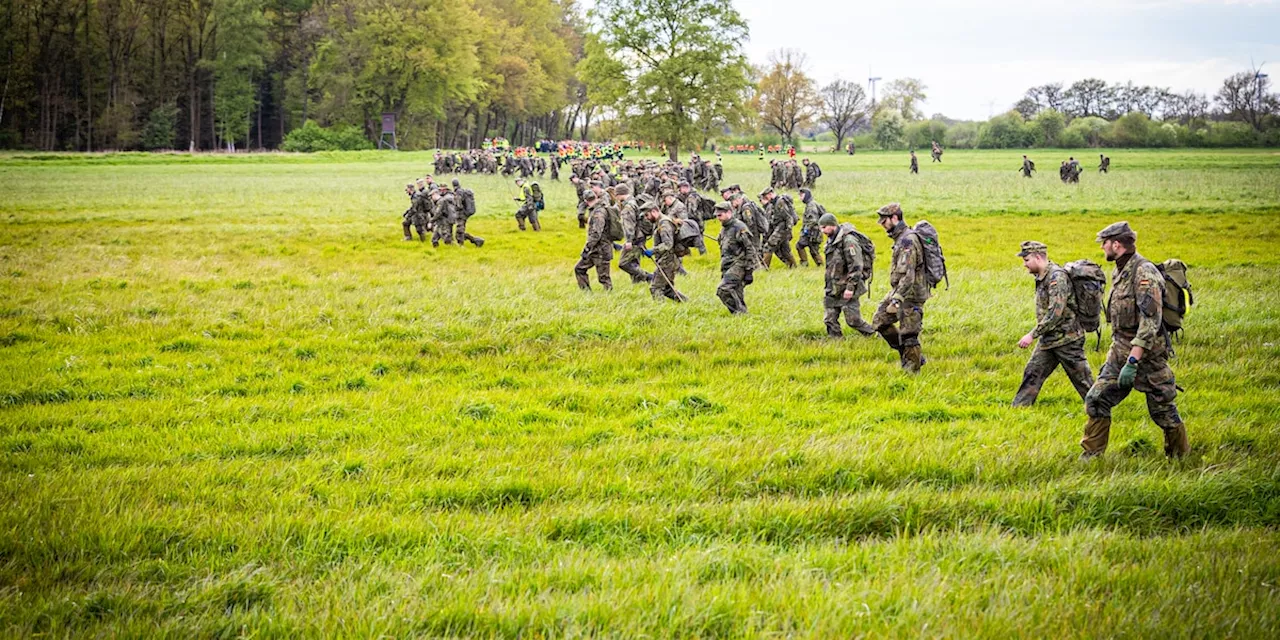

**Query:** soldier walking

left=513, top=178, right=541, bottom=231
left=451, top=179, right=484, bottom=247
left=820, top=213, right=876, bottom=338
left=648, top=203, right=687, bottom=302
left=1012, top=241, right=1093, bottom=407
left=573, top=191, right=613, bottom=291
left=402, top=183, right=428, bottom=242
left=1020, top=155, right=1035, bottom=178
left=759, top=187, right=797, bottom=269
left=1080, top=222, right=1189, bottom=459
left=909, top=150, right=919, bottom=174
left=1098, top=154, right=1111, bottom=173
left=714, top=202, right=757, bottom=314
left=870, top=203, right=930, bottom=373
left=615, top=185, right=653, bottom=284
left=795, top=188, right=825, bottom=267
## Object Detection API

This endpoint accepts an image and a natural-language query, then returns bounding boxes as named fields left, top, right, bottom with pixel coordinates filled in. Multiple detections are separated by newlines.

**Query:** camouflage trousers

left=402, top=217, right=427, bottom=241
left=1012, top=338, right=1094, bottom=407
left=617, top=243, right=652, bottom=284
left=795, top=229, right=822, bottom=265
left=716, top=265, right=753, bottom=314
left=1082, top=334, right=1183, bottom=454
left=432, top=221, right=455, bottom=246
left=573, top=247, right=613, bottom=291
left=823, top=295, right=875, bottom=338
left=650, top=255, right=686, bottom=302
left=872, top=298, right=925, bottom=348
left=454, top=219, right=483, bottom=247
left=765, top=230, right=796, bottom=268
left=515, top=205, right=540, bottom=230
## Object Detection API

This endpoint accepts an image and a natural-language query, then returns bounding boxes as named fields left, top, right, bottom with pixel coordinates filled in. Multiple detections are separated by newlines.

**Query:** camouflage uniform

left=871, top=204, right=931, bottom=372
left=716, top=207, right=757, bottom=314
left=452, top=186, right=484, bottom=247
left=803, top=160, right=821, bottom=188
left=1081, top=222, right=1189, bottom=458
left=515, top=184, right=540, bottom=231
left=573, top=200, right=613, bottom=290
left=762, top=190, right=797, bottom=268
left=431, top=191, right=457, bottom=247
left=1012, top=243, right=1093, bottom=407
left=617, top=195, right=652, bottom=284
left=909, top=152, right=919, bottom=174
left=681, top=188, right=709, bottom=255
left=402, top=187, right=428, bottom=241
left=736, top=198, right=770, bottom=262
left=823, top=221, right=875, bottom=337
left=1099, top=154, right=1110, bottom=173
left=650, top=215, right=687, bottom=302
left=795, top=196, right=825, bottom=266
left=1021, top=157, right=1035, bottom=178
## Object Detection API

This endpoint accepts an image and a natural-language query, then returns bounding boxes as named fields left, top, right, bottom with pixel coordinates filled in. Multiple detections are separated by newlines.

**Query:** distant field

left=1, top=149, right=1278, bottom=637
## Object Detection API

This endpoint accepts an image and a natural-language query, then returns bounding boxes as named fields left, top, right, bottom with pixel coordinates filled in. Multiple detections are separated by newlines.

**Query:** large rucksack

left=843, top=224, right=877, bottom=296
left=778, top=194, right=798, bottom=226
left=605, top=205, right=624, bottom=242
left=911, top=221, right=948, bottom=289
left=531, top=183, right=545, bottom=211
left=1157, top=259, right=1193, bottom=336
left=459, top=188, right=476, bottom=217
left=1063, top=259, right=1106, bottom=347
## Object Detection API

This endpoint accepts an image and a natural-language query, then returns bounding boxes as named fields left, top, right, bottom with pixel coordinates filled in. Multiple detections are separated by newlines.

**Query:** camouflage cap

left=451, top=179, right=460, bottom=187
left=1017, top=240, right=1048, bottom=257
left=714, top=201, right=733, bottom=213
left=678, top=181, right=690, bottom=188
left=876, top=202, right=903, bottom=218
left=583, top=190, right=599, bottom=203
left=589, top=180, right=604, bottom=188
left=818, top=213, right=838, bottom=227
left=728, top=184, right=741, bottom=193
left=1096, top=221, right=1136, bottom=243
left=758, top=186, right=774, bottom=198
left=614, top=184, right=631, bottom=196
left=661, top=189, right=676, bottom=199
left=640, top=199, right=660, bottom=212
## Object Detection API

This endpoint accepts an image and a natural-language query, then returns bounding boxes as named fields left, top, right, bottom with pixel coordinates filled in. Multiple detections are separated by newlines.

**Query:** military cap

left=1096, top=221, right=1136, bottom=243
left=758, top=186, right=774, bottom=198
left=719, top=185, right=734, bottom=195
left=589, top=180, right=604, bottom=188
left=640, top=199, right=660, bottom=212
left=1017, top=240, right=1048, bottom=257
left=818, top=213, right=838, bottom=227
left=614, top=184, right=631, bottom=196
left=451, top=179, right=460, bottom=187
left=714, top=201, right=733, bottom=212
left=876, top=202, right=903, bottom=218
left=728, top=183, right=741, bottom=193
left=661, top=189, right=676, bottom=199
left=678, top=180, right=690, bottom=188
left=583, top=190, right=599, bottom=203
left=405, top=183, right=415, bottom=188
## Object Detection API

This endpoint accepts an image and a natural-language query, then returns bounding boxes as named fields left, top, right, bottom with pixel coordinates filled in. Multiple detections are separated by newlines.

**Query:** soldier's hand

left=886, top=298, right=901, bottom=315
left=1018, top=333, right=1035, bottom=349
left=842, top=290, right=854, bottom=301
left=1118, top=360, right=1139, bottom=389
left=623, top=243, right=632, bottom=251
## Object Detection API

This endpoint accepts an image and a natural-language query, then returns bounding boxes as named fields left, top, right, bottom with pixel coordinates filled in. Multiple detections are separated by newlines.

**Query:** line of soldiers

left=769, top=158, right=822, bottom=190
left=400, top=176, right=484, bottom=247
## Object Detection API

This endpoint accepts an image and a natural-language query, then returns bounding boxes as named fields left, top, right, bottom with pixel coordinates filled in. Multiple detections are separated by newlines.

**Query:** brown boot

left=1162, top=423, right=1190, bottom=458
left=813, top=255, right=824, bottom=266
left=797, top=253, right=809, bottom=267
left=762, top=252, right=774, bottom=269
left=1081, top=416, right=1111, bottom=459
left=532, top=220, right=542, bottom=232
left=901, top=345, right=924, bottom=373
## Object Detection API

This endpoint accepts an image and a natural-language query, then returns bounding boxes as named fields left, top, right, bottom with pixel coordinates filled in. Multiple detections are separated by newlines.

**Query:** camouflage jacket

left=885, top=221, right=931, bottom=303
left=433, top=194, right=456, bottom=224
left=1032, top=262, right=1085, bottom=350
left=718, top=218, right=757, bottom=273
left=823, top=223, right=866, bottom=298
left=665, top=200, right=688, bottom=221
left=801, top=200, right=825, bottom=233
left=619, top=199, right=646, bottom=244
left=1107, top=252, right=1163, bottom=352
left=766, top=196, right=795, bottom=245
left=582, top=204, right=613, bottom=258
left=652, top=216, right=679, bottom=259
left=736, top=200, right=770, bottom=239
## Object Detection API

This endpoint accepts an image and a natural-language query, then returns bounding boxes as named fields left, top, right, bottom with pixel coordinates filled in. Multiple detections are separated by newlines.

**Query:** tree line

left=2, top=0, right=1276, bottom=152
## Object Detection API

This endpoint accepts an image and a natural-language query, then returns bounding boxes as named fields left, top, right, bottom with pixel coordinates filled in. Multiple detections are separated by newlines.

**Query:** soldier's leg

left=415, top=222, right=428, bottom=241
left=1013, top=347, right=1061, bottom=407
left=618, top=247, right=651, bottom=284
left=402, top=220, right=413, bottom=240
left=808, top=235, right=824, bottom=266
left=530, top=209, right=541, bottom=232
left=577, top=203, right=587, bottom=228
left=454, top=220, right=467, bottom=245
left=717, top=269, right=747, bottom=314
left=695, top=234, right=707, bottom=256
left=776, top=238, right=797, bottom=268
left=442, top=223, right=455, bottom=244
left=1055, top=341, right=1096, bottom=402
left=1135, top=357, right=1189, bottom=458
left=898, top=304, right=926, bottom=373
left=822, top=298, right=843, bottom=337
left=573, top=255, right=593, bottom=290
left=515, top=208, right=527, bottom=231
left=795, top=237, right=809, bottom=266
left=1081, top=345, right=1132, bottom=457
left=842, top=298, right=876, bottom=337
left=871, top=299, right=903, bottom=354
left=594, top=255, right=612, bottom=290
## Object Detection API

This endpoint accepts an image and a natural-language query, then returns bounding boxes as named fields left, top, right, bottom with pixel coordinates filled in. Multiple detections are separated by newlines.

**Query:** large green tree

left=586, top=0, right=751, bottom=159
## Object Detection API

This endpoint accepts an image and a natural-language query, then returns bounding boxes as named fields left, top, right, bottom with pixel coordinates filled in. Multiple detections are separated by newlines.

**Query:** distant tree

left=1216, top=69, right=1278, bottom=131
left=872, top=109, right=905, bottom=149
left=754, top=49, right=820, bottom=145
left=1165, top=90, right=1210, bottom=125
left=588, top=0, right=752, bottom=160
left=1033, top=109, right=1066, bottom=147
left=1065, top=78, right=1112, bottom=118
left=880, top=78, right=927, bottom=121
left=1013, top=97, right=1041, bottom=120
left=213, top=0, right=267, bottom=150
left=819, top=79, right=867, bottom=152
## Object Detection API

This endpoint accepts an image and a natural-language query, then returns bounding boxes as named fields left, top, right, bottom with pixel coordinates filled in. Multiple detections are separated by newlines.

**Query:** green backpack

left=1157, top=259, right=1194, bottom=336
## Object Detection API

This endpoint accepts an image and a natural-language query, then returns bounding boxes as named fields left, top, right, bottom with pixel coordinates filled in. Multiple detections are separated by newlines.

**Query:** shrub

left=281, top=121, right=374, bottom=152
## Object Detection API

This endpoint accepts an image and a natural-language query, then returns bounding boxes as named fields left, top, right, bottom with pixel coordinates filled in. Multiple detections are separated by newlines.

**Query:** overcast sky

left=734, top=0, right=1280, bottom=120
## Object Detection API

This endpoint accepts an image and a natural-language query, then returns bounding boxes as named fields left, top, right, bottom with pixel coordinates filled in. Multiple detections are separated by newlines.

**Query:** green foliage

left=589, top=0, right=752, bottom=159
left=1206, top=121, right=1260, bottom=147
left=213, top=0, right=268, bottom=148
left=281, top=120, right=374, bottom=152
left=872, top=109, right=906, bottom=149
left=1065, top=116, right=1111, bottom=147
left=1032, top=109, right=1066, bottom=147
left=977, top=112, right=1033, bottom=149
left=141, top=104, right=180, bottom=151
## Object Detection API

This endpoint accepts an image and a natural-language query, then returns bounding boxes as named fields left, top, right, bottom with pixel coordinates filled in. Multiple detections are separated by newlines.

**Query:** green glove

left=1118, top=360, right=1138, bottom=389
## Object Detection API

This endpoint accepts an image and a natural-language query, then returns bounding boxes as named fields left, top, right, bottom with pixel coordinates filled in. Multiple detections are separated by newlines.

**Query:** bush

left=1065, top=116, right=1110, bottom=147
left=142, top=103, right=179, bottom=151
left=977, top=112, right=1033, bottom=149
left=946, top=122, right=979, bottom=149
left=1105, top=112, right=1153, bottom=147
left=1032, top=110, right=1066, bottom=147
left=1205, top=121, right=1258, bottom=147
left=281, top=121, right=374, bottom=152
left=872, top=110, right=906, bottom=150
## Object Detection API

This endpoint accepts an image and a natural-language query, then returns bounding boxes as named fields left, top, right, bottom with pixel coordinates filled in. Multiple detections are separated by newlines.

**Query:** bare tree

left=1065, top=78, right=1112, bottom=118
left=1217, top=68, right=1278, bottom=131
left=820, top=79, right=866, bottom=152
left=754, top=48, right=820, bottom=144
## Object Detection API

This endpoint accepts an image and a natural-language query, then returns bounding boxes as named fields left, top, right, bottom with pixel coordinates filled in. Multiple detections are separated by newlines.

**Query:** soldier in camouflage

left=513, top=178, right=540, bottom=231
left=795, top=188, right=824, bottom=267
left=820, top=213, right=876, bottom=338
left=573, top=190, right=613, bottom=291
left=615, top=185, right=653, bottom=284
left=759, top=187, right=796, bottom=269
left=430, top=186, right=457, bottom=247
left=451, top=179, right=484, bottom=247
left=1081, top=222, right=1189, bottom=459
left=910, top=151, right=919, bottom=175
left=1012, top=241, right=1093, bottom=407
left=648, top=203, right=687, bottom=303
left=730, top=190, right=770, bottom=265
left=1020, top=155, right=1035, bottom=178
left=714, top=201, right=757, bottom=314
left=402, top=183, right=427, bottom=242
left=871, top=203, right=930, bottom=373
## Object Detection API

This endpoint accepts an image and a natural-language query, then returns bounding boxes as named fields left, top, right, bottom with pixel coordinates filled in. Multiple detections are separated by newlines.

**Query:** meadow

left=1, top=148, right=1279, bottom=638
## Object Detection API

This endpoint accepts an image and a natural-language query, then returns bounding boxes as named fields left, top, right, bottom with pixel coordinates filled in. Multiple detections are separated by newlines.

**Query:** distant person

left=573, top=190, right=612, bottom=290
left=820, top=213, right=876, bottom=338
left=931, top=140, right=942, bottom=163
left=714, top=202, right=757, bottom=314
left=795, top=188, right=825, bottom=267
left=1012, top=241, right=1093, bottom=407
left=871, top=203, right=932, bottom=373
left=1020, top=155, right=1036, bottom=178
left=451, top=179, right=484, bottom=247
left=1099, top=154, right=1111, bottom=173
left=909, top=150, right=919, bottom=175
left=401, top=183, right=427, bottom=242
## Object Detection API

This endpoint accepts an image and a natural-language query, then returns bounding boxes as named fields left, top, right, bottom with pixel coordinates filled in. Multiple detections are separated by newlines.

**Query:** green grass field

left=2, top=148, right=1279, bottom=638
